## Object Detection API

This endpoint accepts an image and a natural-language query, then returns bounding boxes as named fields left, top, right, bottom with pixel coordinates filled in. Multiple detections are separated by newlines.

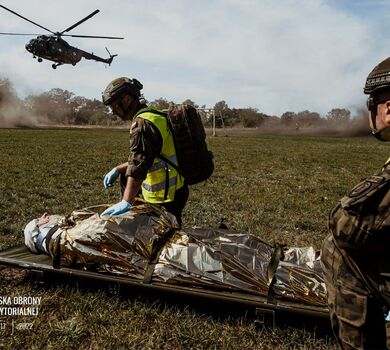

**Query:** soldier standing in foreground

left=100, top=77, right=189, bottom=225
left=321, top=57, right=390, bottom=349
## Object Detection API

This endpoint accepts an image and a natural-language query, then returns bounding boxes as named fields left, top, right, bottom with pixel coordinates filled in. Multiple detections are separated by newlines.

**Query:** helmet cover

left=102, top=77, right=143, bottom=105
left=364, top=57, right=390, bottom=95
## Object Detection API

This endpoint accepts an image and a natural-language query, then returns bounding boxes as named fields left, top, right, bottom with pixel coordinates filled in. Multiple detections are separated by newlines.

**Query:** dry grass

left=1, top=128, right=387, bottom=349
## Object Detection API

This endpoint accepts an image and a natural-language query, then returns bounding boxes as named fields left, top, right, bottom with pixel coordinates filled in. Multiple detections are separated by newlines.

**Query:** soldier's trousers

left=321, top=234, right=387, bottom=349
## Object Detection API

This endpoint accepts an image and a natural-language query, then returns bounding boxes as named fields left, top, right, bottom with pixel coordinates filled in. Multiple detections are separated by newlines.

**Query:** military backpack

left=141, top=104, right=214, bottom=185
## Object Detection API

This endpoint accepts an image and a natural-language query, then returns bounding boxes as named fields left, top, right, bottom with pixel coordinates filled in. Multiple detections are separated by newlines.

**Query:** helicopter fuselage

left=25, top=35, right=82, bottom=65
left=25, top=35, right=116, bottom=68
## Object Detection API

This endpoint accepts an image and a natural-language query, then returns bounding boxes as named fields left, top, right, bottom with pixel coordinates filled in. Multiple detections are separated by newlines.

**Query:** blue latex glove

left=103, top=168, right=120, bottom=189
left=101, top=200, right=132, bottom=218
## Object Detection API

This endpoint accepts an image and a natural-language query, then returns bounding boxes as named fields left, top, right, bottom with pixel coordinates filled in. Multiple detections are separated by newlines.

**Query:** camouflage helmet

left=102, top=77, right=143, bottom=105
left=364, top=57, right=390, bottom=95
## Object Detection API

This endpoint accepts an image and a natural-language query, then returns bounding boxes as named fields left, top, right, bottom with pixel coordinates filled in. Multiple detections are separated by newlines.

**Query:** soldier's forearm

left=122, top=176, right=143, bottom=204
left=115, top=162, right=129, bottom=173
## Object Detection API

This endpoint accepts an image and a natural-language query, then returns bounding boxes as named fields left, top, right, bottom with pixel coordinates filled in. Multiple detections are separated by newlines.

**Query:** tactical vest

left=135, top=108, right=184, bottom=203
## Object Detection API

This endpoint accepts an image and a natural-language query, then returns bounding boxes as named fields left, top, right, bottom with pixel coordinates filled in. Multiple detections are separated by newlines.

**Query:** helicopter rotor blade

left=0, top=32, right=45, bottom=36
left=0, top=5, right=55, bottom=34
left=60, top=9, right=100, bottom=34
left=62, top=34, right=124, bottom=39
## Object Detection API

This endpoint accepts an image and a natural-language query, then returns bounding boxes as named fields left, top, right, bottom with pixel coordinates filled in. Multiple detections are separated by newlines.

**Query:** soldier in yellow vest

left=100, top=77, right=188, bottom=225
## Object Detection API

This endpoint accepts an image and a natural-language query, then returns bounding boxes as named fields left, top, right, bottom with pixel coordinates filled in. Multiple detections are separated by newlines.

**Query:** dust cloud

left=0, top=77, right=372, bottom=136
left=0, top=80, right=48, bottom=128
left=213, top=108, right=371, bottom=137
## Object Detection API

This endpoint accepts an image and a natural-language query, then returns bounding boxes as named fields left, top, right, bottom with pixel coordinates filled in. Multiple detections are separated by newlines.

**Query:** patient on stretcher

left=23, top=204, right=326, bottom=307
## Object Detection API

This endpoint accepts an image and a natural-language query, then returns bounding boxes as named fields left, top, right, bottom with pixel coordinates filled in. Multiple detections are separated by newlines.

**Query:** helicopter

left=0, top=5, right=124, bottom=69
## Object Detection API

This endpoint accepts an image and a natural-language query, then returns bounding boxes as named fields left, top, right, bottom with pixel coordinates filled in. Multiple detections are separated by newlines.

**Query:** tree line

left=0, top=78, right=368, bottom=135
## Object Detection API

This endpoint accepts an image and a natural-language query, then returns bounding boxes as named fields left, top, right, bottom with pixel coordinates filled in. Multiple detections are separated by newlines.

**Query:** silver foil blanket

left=53, top=204, right=326, bottom=306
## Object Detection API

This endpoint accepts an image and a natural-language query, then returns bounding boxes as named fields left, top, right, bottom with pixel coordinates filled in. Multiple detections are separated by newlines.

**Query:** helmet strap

left=368, top=98, right=390, bottom=141
left=367, top=97, right=377, bottom=129
left=371, top=108, right=378, bottom=131
left=371, top=125, right=390, bottom=141
left=118, top=99, right=131, bottom=119
left=122, top=97, right=143, bottom=120
left=114, top=94, right=136, bottom=120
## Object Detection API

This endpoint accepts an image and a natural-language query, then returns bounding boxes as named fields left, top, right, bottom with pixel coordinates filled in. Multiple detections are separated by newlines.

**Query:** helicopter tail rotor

left=105, top=47, right=117, bottom=65
left=107, top=54, right=117, bottom=65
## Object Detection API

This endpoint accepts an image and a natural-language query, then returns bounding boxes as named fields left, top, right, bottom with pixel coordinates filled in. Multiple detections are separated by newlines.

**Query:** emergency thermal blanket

left=46, top=204, right=326, bottom=307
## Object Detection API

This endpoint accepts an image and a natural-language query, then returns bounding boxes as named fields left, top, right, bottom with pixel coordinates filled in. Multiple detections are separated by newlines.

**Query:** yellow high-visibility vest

left=135, top=108, right=184, bottom=203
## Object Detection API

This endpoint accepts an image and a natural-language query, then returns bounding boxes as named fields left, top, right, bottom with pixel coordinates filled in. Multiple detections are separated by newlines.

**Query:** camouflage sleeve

left=125, top=118, right=163, bottom=180
left=328, top=170, right=390, bottom=253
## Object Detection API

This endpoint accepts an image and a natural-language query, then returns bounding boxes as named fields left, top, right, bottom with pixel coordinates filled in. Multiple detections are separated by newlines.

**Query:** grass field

left=0, top=128, right=388, bottom=349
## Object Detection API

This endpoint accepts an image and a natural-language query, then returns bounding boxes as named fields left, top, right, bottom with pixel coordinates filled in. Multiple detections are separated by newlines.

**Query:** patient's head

left=23, top=213, right=62, bottom=254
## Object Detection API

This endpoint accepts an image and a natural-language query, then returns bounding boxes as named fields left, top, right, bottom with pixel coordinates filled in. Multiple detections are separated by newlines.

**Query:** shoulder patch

left=348, top=175, right=386, bottom=198
left=348, top=181, right=372, bottom=197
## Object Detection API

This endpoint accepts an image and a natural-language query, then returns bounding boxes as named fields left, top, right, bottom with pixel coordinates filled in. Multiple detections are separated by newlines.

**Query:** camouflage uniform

left=321, top=166, right=390, bottom=349
left=126, top=115, right=163, bottom=180
left=120, top=112, right=189, bottom=225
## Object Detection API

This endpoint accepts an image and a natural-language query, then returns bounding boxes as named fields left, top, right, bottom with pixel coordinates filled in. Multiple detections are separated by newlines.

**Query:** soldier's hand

left=103, top=167, right=120, bottom=189
left=100, top=200, right=132, bottom=219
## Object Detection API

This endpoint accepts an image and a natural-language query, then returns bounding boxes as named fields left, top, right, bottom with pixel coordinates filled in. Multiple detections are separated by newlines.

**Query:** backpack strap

left=136, top=107, right=167, bottom=118
left=159, top=154, right=179, bottom=172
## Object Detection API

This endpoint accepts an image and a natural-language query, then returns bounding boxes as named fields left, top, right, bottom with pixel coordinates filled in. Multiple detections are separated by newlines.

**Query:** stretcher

left=0, top=244, right=329, bottom=327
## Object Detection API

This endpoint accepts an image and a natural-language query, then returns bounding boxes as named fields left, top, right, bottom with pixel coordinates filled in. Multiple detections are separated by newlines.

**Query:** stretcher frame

left=0, top=245, right=330, bottom=327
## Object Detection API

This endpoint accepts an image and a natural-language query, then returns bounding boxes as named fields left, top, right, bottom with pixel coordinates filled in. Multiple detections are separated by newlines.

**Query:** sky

left=0, top=0, right=389, bottom=117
